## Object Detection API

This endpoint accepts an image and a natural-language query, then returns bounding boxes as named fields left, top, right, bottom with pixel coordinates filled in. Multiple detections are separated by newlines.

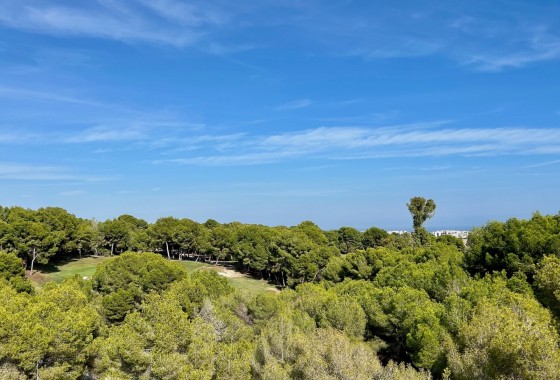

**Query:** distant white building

left=431, top=230, right=469, bottom=239
left=387, top=230, right=410, bottom=235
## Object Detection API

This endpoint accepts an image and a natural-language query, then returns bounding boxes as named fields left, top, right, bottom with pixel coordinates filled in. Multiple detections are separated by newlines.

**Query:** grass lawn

left=178, top=260, right=278, bottom=294
left=29, top=255, right=278, bottom=294
left=227, top=275, right=279, bottom=294
left=29, top=256, right=110, bottom=286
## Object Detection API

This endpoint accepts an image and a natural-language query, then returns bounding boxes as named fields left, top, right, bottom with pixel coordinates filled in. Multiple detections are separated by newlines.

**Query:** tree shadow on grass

left=34, top=255, right=81, bottom=273
left=34, top=262, right=61, bottom=274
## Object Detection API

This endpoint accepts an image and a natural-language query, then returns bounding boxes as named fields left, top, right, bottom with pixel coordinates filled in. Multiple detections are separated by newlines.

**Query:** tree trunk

left=79, top=248, right=82, bottom=259
left=30, top=247, right=37, bottom=275
left=111, top=242, right=114, bottom=256
left=165, top=241, right=170, bottom=260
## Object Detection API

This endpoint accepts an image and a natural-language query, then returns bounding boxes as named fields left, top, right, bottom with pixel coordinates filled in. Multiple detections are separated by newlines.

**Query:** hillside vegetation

left=1, top=203, right=560, bottom=379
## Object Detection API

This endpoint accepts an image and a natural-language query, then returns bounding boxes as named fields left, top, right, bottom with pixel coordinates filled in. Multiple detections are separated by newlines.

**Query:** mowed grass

left=178, top=260, right=278, bottom=294
left=29, top=256, right=110, bottom=286
left=30, top=256, right=278, bottom=294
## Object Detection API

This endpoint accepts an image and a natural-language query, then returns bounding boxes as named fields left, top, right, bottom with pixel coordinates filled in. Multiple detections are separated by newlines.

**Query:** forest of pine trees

left=1, top=204, right=560, bottom=379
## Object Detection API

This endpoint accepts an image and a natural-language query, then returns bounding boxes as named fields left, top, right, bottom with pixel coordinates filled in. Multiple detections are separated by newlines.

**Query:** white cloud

left=2, top=1, right=558, bottom=71
left=459, top=29, right=560, bottom=71
left=0, top=1, right=225, bottom=47
left=264, top=126, right=560, bottom=150
left=154, top=151, right=296, bottom=166
left=302, top=2, right=560, bottom=71
left=65, top=125, right=146, bottom=143
left=0, top=162, right=109, bottom=182
left=522, top=159, right=560, bottom=169
left=62, top=119, right=205, bottom=144
left=0, top=85, right=103, bottom=106
left=156, top=124, right=560, bottom=166
left=153, top=133, right=245, bottom=152
left=135, top=0, right=226, bottom=25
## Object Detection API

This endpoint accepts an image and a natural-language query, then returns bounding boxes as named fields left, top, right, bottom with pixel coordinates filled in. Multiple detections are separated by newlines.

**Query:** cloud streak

left=0, top=162, right=110, bottom=182
left=0, top=85, right=104, bottom=106
left=0, top=0, right=226, bottom=47
left=456, top=25, right=560, bottom=71
left=297, top=2, right=560, bottom=71
left=1, top=1, right=558, bottom=72
left=154, top=124, right=560, bottom=166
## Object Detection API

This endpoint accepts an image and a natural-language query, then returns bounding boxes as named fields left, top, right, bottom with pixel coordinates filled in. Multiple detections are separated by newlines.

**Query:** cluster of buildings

left=386, top=229, right=470, bottom=244
left=387, top=230, right=469, bottom=237
left=430, top=230, right=469, bottom=239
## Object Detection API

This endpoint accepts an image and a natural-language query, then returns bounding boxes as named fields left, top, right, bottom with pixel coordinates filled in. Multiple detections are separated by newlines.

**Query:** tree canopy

left=1, top=204, right=560, bottom=379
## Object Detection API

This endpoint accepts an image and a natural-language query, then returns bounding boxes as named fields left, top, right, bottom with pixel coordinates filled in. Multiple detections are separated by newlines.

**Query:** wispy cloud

left=135, top=0, right=226, bottom=25
left=0, top=131, right=41, bottom=143
left=0, top=0, right=227, bottom=47
left=0, top=162, right=110, bottom=182
left=0, top=85, right=104, bottom=106
left=154, top=124, right=560, bottom=166
left=457, top=26, right=560, bottom=71
left=275, top=99, right=312, bottom=111
left=154, top=151, right=295, bottom=166
left=155, top=133, right=246, bottom=153
left=64, top=125, right=147, bottom=143
left=295, top=2, right=560, bottom=71
left=2, top=1, right=558, bottom=72
left=59, top=119, right=205, bottom=144
left=522, top=159, right=560, bottom=169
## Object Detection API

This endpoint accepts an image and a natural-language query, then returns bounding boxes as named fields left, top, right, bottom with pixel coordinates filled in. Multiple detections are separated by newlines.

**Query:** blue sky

left=1, top=0, right=559, bottom=230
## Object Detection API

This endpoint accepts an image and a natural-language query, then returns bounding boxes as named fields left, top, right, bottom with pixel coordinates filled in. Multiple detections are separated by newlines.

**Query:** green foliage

left=248, top=292, right=282, bottom=323
left=253, top=311, right=430, bottom=380
left=93, top=252, right=187, bottom=322
left=165, top=269, right=234, bottom=316
left=436, top=234, right=465, bottom=251
left=294, top=220, right=328, bottom=246
left=0, top=363, right=25, bottom=380
left=2, top=204, right=560, bottom=379
left=102, top=289, right=136, bottom=322
left=0, top=279, right=100, bottom=377
left=376, top=286, right=450, bottom=372
left=448, top=298, right=560, bottom=379
left=407, top=197, right=437, bottom=231
left=214, top=341, right=253, bottom=380
left=534, top=254, right=560, bottom=315
left=337, top=226, right=363, bottom=254
left=0, top=251, right=32, bottom=292
left=93, top=251, right=187, bottom=295
left=506, top=270, right=534, bottom=296
left=294, top=283, right=367, bottom=338
left=373, top=244, right=468, bottom=301
left=362, top=226, right=389, bottom=249
left=466, top=212, right=560, bottom=277
left=233, top=224, right=274, bottom=272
